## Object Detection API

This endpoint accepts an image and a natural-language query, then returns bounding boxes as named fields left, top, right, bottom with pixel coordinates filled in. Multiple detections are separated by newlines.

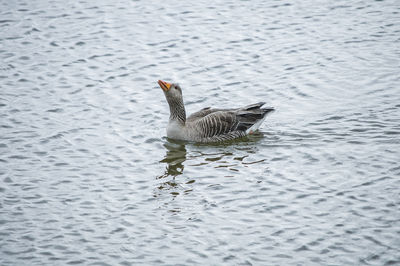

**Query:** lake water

left=1, top=0, right=399, bottom=265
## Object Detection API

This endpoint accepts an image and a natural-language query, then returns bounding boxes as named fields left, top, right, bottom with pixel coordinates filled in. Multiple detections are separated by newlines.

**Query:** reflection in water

left=155, top=136, right=267, bottom=202
left=158, top=141, right=187, bottom=180
left=157, top=134, right=266, bottom=184
left=156, top=141, right=189, bottom=200
left=157, top=134, right=267, bottom=181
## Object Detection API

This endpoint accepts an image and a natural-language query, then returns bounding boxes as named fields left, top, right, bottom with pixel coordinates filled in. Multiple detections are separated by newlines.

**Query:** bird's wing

left=190, top=110, right=239, bottom=138
left=188, top=102, right=274, bottom=139
left=187, top=102, right=268, bottom=122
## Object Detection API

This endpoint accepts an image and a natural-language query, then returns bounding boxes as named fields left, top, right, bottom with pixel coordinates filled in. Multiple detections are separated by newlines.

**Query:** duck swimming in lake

left=158, top=80, right=274, bottom=143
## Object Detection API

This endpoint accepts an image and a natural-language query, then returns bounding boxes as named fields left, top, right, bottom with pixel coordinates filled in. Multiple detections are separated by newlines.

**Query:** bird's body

left=158, top=80, right=274, bottom=143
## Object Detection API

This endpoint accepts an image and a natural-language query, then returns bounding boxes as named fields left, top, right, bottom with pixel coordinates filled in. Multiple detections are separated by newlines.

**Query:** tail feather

left=235, top=104, right=274, bottom=133
left=237, top=110, right=265, bottom=120
left=242, top=102, right=266, bottom=111
left=261, top=107, right=275, bottom=115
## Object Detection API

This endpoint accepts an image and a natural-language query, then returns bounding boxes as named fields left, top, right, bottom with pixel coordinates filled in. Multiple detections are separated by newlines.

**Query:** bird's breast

left=167, top=120, right=187, bottom=140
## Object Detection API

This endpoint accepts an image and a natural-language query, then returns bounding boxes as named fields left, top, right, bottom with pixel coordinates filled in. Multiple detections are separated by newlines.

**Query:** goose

left=158, top=80, right=274, bottom=143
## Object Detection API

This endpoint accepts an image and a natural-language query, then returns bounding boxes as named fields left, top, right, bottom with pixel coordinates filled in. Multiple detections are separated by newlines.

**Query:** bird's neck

left=168, top=99, right=186, bottom=125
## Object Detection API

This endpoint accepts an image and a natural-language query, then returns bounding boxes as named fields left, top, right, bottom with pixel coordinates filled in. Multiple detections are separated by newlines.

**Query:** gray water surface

left=1, top=0, right=400, bottom=265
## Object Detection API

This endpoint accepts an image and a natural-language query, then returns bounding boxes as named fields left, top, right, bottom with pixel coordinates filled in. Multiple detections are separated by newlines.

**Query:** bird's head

left=158, top=80, right=183, bottom=101
left=158, top=80, right=186, bottom=122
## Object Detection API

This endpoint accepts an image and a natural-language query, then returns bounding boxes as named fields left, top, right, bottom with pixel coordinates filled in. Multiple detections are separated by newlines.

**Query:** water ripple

left=0, top=0, right=399, bottom=265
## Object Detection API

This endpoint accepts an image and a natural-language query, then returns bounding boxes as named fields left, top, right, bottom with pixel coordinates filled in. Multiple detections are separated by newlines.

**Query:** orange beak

left=158, top=80, right=172, bottom=91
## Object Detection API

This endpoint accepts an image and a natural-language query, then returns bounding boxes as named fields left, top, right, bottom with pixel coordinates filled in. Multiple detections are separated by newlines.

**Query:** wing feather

left=189, top=111, right=238, bottom=138
left=186, top=103, right=274, bottom=141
